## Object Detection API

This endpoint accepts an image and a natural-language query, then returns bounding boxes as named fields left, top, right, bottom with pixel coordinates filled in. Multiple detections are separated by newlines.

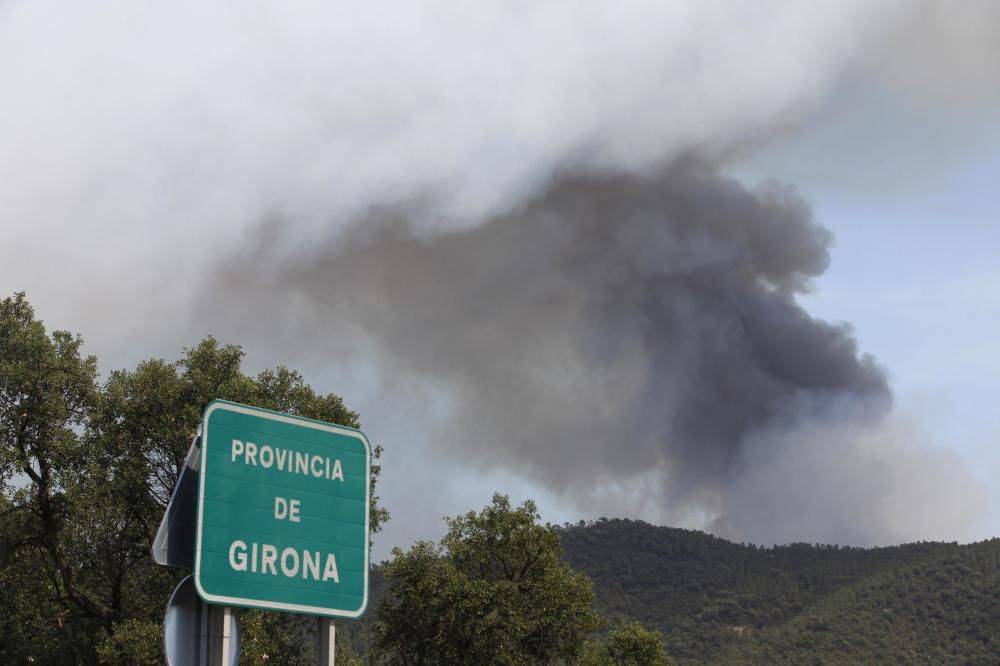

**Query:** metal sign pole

left=317, top=617, right=335, bottom=665
left=198, top=593, right=209, bottom=665
left=205, top=606, right=235, bottom=666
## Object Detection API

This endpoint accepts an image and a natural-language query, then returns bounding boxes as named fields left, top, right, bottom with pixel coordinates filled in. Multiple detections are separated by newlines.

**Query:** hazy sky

left=2, top=2, right=998, bottom=559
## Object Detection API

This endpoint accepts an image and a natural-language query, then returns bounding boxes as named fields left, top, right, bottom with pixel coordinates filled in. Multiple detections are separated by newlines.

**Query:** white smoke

left=1, top=2, right=902, bottom=333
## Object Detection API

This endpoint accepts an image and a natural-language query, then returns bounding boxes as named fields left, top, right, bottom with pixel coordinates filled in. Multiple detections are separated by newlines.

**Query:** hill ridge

left=558, top=519, right=1000, bottom=663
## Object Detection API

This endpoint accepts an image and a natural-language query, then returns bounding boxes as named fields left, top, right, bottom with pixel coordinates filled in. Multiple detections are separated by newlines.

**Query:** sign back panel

left=194, top=400, right=371, bottom=618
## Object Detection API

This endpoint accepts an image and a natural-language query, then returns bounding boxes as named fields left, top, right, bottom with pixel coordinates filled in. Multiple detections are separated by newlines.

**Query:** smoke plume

left=2, top=1, right=995, bottom=546
left=209, top=159, right=913, bottom=544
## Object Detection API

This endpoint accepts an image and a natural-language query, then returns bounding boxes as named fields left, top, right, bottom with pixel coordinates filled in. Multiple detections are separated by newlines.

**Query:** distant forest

left=557, top=519, right=1000, bottom=664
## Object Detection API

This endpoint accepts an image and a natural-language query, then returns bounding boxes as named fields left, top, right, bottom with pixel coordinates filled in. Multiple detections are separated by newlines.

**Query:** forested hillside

left=559, top=519, right=1000, bottom=664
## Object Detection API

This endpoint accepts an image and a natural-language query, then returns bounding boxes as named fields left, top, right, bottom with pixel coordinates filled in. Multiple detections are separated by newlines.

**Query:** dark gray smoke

left=208, top=158, right=900, bottom=544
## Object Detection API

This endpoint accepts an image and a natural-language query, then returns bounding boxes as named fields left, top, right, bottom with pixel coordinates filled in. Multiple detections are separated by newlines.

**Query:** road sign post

left=205, top=605, right=236, bottom=666
left=194, top=400, right=372, bottom=619
left=317, top=617, right=335, bottom=665
left=164, top=575, right=242, bottom=666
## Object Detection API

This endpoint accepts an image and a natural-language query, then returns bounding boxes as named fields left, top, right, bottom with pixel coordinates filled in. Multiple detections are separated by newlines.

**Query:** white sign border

left=193, top=400, right=371, bottom=618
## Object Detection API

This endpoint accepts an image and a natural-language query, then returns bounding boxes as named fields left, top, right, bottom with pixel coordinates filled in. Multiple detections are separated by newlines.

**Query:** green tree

left=605, top=620, right=673, bottom=666
left=0, top=292, right=106, bottom=664
left=95, top=619, right=163, bottom=665
left=375, top=493, right=603, bottom=665
left=0, top=293, right=387, bottom=663
left=578, top=621, right=672, bottom=666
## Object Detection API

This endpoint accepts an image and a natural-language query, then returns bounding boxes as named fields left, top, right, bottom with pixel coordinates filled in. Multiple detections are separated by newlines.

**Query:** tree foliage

left=579, top=620, right=673, bottom=666
left=605, top=620, right=673, bottom=666
left=375, top=493, right=604, bottom=664
left=0, top=292, right=386, bottom=664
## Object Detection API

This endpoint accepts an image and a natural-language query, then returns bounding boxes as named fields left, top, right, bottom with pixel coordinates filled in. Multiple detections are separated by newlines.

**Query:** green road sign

left=194, top=400, right=371, bottom=618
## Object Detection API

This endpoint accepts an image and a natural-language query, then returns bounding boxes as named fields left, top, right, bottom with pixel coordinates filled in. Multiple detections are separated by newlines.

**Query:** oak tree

left=375, top=493, right=603, bottom=665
